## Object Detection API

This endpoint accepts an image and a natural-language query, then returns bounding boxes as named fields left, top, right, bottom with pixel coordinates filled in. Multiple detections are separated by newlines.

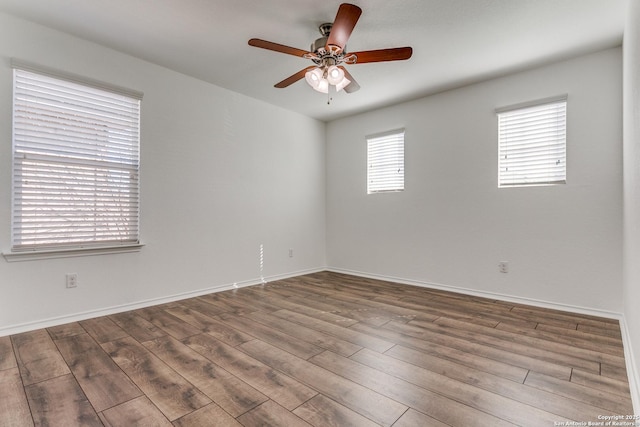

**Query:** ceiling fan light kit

left=305, top=63, right=350, bottom=94
left=248, top=3, right=412, bottom=97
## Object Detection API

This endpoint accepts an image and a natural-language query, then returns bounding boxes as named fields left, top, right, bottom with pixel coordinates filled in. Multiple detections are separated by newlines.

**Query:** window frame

left=496, top=95, right=567, bottom=188
left=4, top=60, right=144, bottom=261
left=366, top=128, right=405, bottom=194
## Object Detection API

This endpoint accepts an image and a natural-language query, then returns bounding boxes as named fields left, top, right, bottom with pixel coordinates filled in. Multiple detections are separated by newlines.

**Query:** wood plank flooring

left=0, top=272, right=634, bottom=426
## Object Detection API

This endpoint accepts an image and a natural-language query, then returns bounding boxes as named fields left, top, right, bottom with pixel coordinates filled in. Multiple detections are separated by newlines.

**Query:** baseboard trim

left=0, top=267, right=324, bottom=337
left=326, top=267, right=623, bottom=320
left=619, top=317, right=640, bottom=414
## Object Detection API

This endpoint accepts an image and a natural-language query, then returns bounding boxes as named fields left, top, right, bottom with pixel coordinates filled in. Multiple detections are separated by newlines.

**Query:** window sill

left=2, top=243, right=144, bottom=262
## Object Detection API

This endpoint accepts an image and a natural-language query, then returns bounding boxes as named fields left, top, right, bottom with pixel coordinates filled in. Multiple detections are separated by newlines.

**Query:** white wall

left=623, top=0, right=640, bottom=410
left=0, top=13, right=326, bottom=334
left=327, top=48, right=623, bottom=313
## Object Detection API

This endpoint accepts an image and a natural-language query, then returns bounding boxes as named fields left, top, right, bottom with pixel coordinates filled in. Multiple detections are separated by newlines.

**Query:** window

left=10, top=62, right=142, bottom=253
left=367, top=129, right=405, bottom=194
left=497, top=95, right=567, bottom=187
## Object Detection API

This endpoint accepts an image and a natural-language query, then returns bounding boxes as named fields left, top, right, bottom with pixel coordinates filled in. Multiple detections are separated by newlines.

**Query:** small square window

left=497, top=96, right=567, bottom=187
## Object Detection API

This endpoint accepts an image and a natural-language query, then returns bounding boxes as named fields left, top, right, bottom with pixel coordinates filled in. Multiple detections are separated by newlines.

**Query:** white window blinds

left=367, top=129, right=405, bottom=194
left=12, top=67, right=141, bottom=251
left=497, top=96, right=567, bottom=187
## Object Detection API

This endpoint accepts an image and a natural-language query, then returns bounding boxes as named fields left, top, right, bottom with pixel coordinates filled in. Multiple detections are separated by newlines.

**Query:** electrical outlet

left=66, top=273, right=78, bottom=288
left=498, top=262, right=509, bottom=274
left=289, top=248, right=293, bottom=258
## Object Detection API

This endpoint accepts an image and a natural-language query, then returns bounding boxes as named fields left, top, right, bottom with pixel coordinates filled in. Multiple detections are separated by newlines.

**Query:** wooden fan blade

left=275, top=66, right=318, bottom=88
left=350, top=47, right=413, bottom=64
left=339, top=66, right=360, bottom=93
left=248, top=38, right=311, bottom=57
left=326, top=3, right=362, bottom=51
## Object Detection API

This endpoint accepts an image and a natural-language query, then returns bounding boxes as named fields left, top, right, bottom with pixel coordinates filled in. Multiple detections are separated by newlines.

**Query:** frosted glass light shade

left=326, top=65, right=345, bottom=85
left=305, top=68, right=329, bottom=93
left=335, top=76, right=351, bottom=92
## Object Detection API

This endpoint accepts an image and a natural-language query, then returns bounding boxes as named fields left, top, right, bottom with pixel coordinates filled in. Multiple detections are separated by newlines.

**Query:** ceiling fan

left=248, top=3, right=412, bottom=95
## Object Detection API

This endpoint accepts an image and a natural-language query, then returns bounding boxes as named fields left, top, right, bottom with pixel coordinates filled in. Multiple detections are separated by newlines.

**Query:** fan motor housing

left=310, top=36, right=329, bottom=53
left=311, top=22, right=344, bottom=53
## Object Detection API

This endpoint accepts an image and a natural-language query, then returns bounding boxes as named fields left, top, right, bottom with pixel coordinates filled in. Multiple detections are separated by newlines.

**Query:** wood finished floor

left=0, top=272, right=633, bottom=426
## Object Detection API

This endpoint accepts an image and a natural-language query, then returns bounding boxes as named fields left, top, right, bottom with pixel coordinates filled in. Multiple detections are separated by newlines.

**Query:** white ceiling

left=0, top=0, right=626, bottom=122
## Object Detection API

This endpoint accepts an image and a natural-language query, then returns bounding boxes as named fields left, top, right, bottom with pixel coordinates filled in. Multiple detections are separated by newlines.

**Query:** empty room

left=0, top=0, right=639, bottom=426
